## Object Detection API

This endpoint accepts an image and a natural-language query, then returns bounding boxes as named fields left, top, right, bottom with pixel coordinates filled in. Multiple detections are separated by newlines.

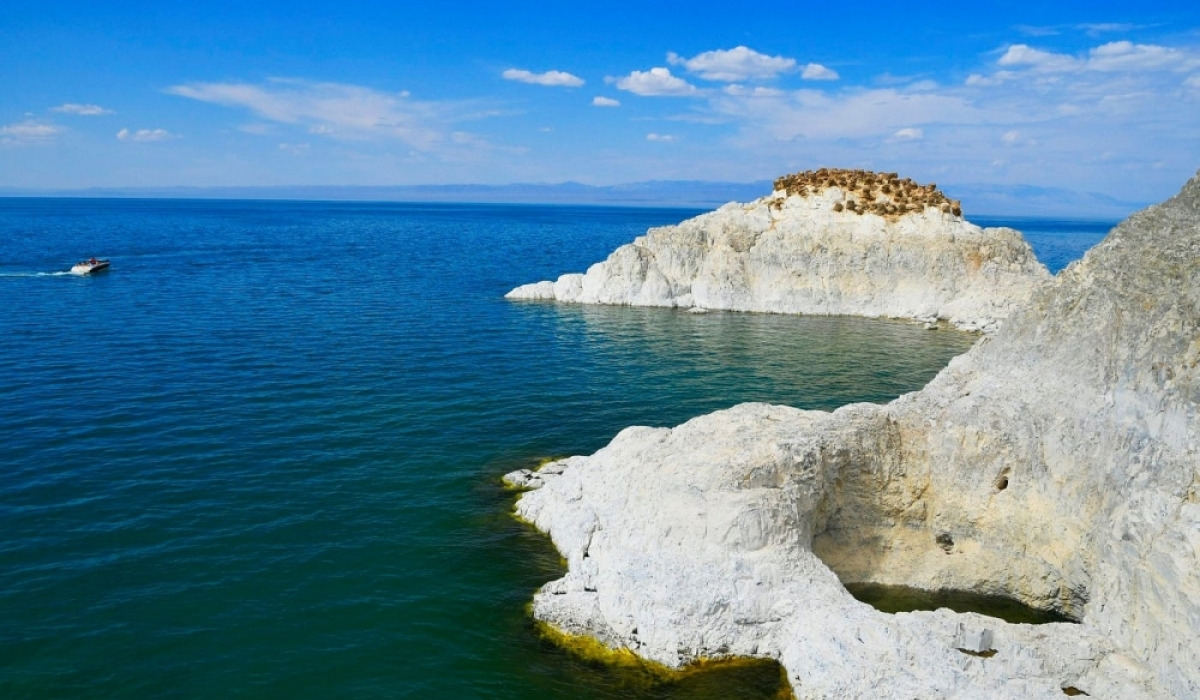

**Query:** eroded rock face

left=506, top=170, right=1200, bottom=698
left=507, top=171, right=1050, bottom=332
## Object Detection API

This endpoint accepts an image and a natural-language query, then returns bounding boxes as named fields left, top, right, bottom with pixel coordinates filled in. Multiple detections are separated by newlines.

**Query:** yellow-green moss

left=534, top=619, right=796, bottom=698
left=500, top=455, right=572, bottom=492
left=509, top=458, right=795, bottom=698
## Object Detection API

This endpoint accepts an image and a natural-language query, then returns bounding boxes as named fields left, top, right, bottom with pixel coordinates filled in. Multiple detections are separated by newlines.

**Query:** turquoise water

left=0, top=199, right=1107, bottom=698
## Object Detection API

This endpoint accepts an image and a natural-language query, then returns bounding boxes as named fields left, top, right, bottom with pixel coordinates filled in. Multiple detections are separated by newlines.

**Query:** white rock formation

left=505, top=170, right=1200, bottom=698
left=507, top=172, right=1050, bottom=332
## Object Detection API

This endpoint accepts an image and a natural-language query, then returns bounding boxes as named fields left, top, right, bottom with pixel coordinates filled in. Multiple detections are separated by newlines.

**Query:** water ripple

left=0, top=198, right=1101, bottom=699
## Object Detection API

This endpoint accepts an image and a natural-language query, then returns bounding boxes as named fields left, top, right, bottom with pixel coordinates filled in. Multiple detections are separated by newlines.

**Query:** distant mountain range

left=0, top=180, right=1149, bottom=219
left=942, top=183, right=1148, bottom=220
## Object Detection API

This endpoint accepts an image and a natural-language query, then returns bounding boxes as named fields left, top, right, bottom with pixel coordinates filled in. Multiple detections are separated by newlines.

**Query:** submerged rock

left=506, top=170, right=1200, bottom=697
left=507, top=169, right=1050, bottom=331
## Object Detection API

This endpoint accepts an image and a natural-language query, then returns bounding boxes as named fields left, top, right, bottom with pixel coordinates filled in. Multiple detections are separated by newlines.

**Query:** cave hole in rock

left=809, top=437, right=1085, bottom=624
left=842, top=583, right=1077, bottom=625
left=935, top=532, right=955, bottom=553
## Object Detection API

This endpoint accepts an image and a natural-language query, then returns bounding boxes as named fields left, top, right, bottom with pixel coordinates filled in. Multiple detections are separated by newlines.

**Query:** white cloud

left=997, top=44, right=1080, bottom=72
left=278, top=142, right=309, bottom=155
left=723, top=85, right=783, bottom=97
left=167, top=79, right=478, bottom=150
left=801, top=63, right=840, bottom=81
left=711, top=87, right=987, bottom=142
left=52, top=103, right=113, bottom=116
left=1016, top=23, right=1149, bottom=38
left=645, top=133, right=675, bottom=142
left=1015, top=24, right=1062, bottom=38
left=668, top=46, right=796, bottom=82
left=613, top=67, right=698, bottom=96
left=965, top=72, right=1016, bottom=87
left=686, top=33, right=1200, bottom=204
left=501, top=68, right=584, bottom=87
left=117, top=128, right=177, bottom=142
left=891, top=127, right=924, bottom=141
left=1078, top=22, right=1143, bottom=36
left=1, top=119, right=62, bottom=145
left=592, top=96, right=620, bottom=107
left=997, top=41, right=1198, bottom=74
left=1087, top=41, right=1193, bottom=72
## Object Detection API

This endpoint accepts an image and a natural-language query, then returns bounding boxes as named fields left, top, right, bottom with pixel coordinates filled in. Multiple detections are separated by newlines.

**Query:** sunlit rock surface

left=506, top=170, right=1200, bottom=698
left=507, top=169, right=1050, bottom=332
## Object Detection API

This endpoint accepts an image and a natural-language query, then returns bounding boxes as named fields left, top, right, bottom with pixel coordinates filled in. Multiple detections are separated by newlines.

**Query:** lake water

left=0, top=199, right=1112, bottom=698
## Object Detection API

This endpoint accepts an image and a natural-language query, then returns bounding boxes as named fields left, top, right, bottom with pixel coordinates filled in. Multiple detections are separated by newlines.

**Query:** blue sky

left=3, top=1, right=1200, bottom=202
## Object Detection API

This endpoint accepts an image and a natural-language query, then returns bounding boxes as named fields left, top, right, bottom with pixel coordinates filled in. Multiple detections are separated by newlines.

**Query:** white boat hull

left=71, top=260, right=111, bottom=275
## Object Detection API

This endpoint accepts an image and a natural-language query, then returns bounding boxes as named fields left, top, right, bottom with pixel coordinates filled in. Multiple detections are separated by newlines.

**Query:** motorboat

left=71, top=257, right=111, bottom=275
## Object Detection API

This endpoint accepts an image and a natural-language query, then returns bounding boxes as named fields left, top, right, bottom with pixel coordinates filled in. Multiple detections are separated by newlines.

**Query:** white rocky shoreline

left=505, top=169, right=1200, bottom=698
left=507, top=169, right=1051, bottom=333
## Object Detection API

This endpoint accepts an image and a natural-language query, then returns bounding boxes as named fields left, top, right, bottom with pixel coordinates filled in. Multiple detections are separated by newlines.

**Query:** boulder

left=506, top=170, right=1050, bottom=331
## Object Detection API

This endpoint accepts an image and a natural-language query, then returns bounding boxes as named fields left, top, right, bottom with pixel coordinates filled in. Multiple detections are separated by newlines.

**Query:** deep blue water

left=0, top=199, right=1110, bottom=698
left=974, top=215, right=1115, bottom=274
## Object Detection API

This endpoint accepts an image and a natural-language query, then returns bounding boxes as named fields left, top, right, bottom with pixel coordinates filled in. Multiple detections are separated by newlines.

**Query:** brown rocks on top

left=774, top=168, right=963, bottom=219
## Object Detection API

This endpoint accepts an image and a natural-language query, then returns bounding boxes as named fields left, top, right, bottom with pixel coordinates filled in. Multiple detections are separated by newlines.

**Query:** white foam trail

left=0, top=271, right=74, bottom=278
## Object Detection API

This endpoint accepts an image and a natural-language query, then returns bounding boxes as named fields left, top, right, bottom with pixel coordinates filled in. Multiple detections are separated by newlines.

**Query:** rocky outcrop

left=505, top=170, right=1200, bottom=698
left=507, top=169, right=1050, bottom=332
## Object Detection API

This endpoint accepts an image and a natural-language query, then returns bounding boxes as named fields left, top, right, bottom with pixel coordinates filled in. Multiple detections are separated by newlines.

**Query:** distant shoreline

left=0, top=180, right=1149, bottom=219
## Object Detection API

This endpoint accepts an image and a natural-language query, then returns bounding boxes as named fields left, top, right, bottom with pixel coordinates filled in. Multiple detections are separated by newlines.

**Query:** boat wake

left=0, top=271, right=74, bottom=278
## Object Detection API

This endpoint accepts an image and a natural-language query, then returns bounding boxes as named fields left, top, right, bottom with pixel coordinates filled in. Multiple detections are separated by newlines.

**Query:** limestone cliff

left=506, top=170, right=1200, bottom=698
left=507, top=169, right=1050, bottom=332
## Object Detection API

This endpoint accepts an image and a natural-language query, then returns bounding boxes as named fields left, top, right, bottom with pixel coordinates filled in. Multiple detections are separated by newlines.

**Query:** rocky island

left=505, top=170, right=1200, bottom=698
left=508, top=169, right=1050, bottom=332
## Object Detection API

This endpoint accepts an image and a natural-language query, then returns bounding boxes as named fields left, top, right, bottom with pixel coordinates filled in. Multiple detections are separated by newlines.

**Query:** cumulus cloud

left=997, top=44, right=1079, bottom=72
left=690, top=34, right=1200, bottom=203
left=167, top=78, right=479, bottom=149
left=592, top=96, right=620, bottom=107
left=0, top=119, right=62, bottom=145
left=668, top=46, right=795, bottom=82
left=645, top=133, right=675, bottom=142
left=801, top=63, right=840, bottom=81
left=52, top=103, right=113, bottom=116
left=997, top=41, right=1198, bottom=74
left=117, top=128, right=177, bottom=142
left=612, top=67, right=698, bottom=96
left=502, top=68, right=584, bottom=87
